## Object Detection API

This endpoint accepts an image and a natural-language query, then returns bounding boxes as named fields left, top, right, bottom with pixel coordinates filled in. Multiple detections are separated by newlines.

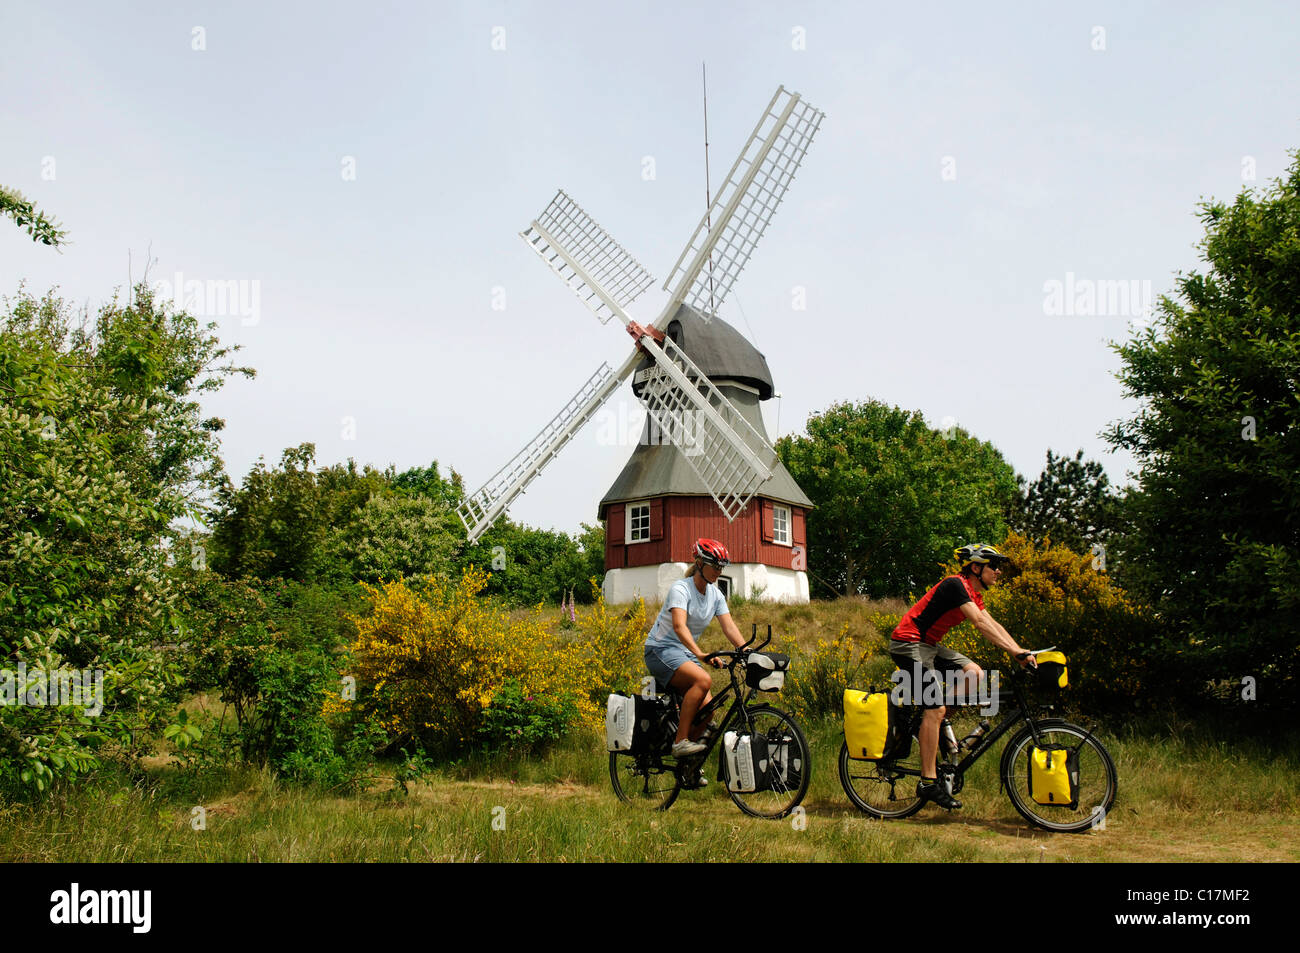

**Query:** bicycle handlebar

left=703, top=623, right=772, bottom=664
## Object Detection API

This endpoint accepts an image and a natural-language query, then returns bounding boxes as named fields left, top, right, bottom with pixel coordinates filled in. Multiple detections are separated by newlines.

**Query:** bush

left=344, top=569, right=601, bottom=756
left=1, top=285, right=249, bottom=796
left=478, top=681, right=581, bottom=752
left=181, top=574, right=362, bottom=784
left=782, top=627, right=899, bottom=723
left=573, top=585, right=646, bottom=704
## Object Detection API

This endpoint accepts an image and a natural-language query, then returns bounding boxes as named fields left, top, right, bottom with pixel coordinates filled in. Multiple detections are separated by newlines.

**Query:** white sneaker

left=671, top=738, right=707, bottom=757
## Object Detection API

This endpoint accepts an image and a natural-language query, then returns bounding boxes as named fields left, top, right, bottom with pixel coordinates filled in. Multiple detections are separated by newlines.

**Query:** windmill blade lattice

left=634, top=335, right=778, bottom=521
left=662, top=86, right=824, bottom=319
left=522, top=190, right=655, bottom=325
left=457, top=360, right=626, bottom=543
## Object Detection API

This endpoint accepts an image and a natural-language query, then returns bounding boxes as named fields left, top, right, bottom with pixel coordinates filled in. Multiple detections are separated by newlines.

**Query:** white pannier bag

left=744, top=652, right=790, bottom=692
left=721, top=730, right=771, bottom=793
left=605, top=694, right=637, bottom=752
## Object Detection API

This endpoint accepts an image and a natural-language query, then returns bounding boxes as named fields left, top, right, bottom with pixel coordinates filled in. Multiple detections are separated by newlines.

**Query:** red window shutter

left=792, top=508, right=807, bottom=546
left=649, top=498, right=664, bottom=540
left=608, top=505, right=625, bottom=545
left=761, top=499, right=774, bottom=543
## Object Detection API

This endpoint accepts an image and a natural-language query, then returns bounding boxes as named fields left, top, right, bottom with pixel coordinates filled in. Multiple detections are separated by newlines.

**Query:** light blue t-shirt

left=646, top=577, right=730, bottom=650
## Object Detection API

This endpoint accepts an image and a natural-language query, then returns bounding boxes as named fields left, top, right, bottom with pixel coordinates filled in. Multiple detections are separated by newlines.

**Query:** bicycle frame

left=901, top=665, right=1071, bottom=781
left=658, top=626, right=778, bottom=777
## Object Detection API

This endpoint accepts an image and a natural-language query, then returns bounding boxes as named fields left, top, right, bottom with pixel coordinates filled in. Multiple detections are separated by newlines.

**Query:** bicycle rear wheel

left=1000, top=719, right=1117, bottom=833
left=609, top=752, right=681, bottom=811
left=838, top=740, right=925, bottom=819
left=724, top=706, right=810, bottom=819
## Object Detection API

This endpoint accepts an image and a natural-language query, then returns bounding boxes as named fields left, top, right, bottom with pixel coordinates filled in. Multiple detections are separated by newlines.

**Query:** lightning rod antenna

left=702, top=62, right=716, bottom=316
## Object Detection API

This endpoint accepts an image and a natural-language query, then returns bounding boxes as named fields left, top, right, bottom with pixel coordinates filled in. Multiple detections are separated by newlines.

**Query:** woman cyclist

left=644, top=538, right=747, bottom=758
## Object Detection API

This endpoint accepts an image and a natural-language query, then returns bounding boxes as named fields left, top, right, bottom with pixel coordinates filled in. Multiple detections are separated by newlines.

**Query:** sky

left=4, top=1, right=1299, bottom=537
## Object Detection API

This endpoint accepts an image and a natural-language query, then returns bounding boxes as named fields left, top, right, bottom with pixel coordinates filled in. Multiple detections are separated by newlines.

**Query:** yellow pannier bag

left=843, top=689, right=892, bottom=760
left=1035, top=651, right=1068, bottom=689
left=1027, top=744, right=1080, bottom=808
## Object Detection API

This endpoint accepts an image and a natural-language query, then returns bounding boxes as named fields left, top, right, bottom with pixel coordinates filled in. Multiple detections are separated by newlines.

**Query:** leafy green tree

left=209, top=446, right=392, bottom=582
left=777, top=400, right=1019, bottom=598
left=325, top=493, right=461, bottom=584
left=391, top=460, right=463, bottom=508
left=1007, top=449, right=1119, bottom=554
left=0, top=285, right=250, bottom=793
left=1104, top=154, right=1300, bottom=707
left=576, top=521, right=607, bottom=597
left=1, top=185, right=65, bottom=247
left=458, top=521, right=583, bottom=606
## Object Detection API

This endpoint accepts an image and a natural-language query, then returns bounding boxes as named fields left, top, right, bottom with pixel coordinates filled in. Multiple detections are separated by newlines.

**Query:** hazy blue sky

left=4, top=1, right=1298, bottom=536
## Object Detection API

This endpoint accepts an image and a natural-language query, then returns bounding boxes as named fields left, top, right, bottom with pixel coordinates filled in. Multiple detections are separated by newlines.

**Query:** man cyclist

left=890, top=543, right=1035, bottom=810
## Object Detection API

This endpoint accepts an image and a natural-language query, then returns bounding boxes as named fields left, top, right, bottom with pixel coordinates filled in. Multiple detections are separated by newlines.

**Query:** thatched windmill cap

left=632, top=303, right=775, bottom=401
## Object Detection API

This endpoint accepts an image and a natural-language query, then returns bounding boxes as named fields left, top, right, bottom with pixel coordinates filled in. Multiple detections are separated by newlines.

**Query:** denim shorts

left=644, top=639, right=696, bottom=688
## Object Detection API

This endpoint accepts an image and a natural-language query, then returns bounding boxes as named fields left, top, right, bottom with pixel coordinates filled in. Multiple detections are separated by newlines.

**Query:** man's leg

left=920, top=704, right=945, bottom=779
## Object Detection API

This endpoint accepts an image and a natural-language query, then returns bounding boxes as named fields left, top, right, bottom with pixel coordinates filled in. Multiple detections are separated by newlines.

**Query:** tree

left=777, top=400, right=1019, bottom=598
left=1007, top=449, right=1119, bottom=555
left=1, top=185, right=66, bottom=247
left=210, top=446, right=400, bottom=582
left=458, top=521, right=591, bottom=607
left=325, top=493, right=462, bottom=584
left=1104, top=153, right=1300, bottom=706
left=0, top=285, right=251, bottom=792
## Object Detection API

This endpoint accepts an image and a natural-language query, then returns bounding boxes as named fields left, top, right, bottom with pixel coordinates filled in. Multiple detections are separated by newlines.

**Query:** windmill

left=457, top=85, right=824, bottom=552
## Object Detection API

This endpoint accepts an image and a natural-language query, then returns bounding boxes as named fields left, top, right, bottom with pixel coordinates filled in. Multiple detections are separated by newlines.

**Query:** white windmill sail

left=522, top=190, right=655, bottom=324
left=458, top=86, right=822, bottom=544
left=633, top=334, right=778, bottom=520
left=457, top=360, right=627, bottom=542
left=660, top=85, right=824, bottom=321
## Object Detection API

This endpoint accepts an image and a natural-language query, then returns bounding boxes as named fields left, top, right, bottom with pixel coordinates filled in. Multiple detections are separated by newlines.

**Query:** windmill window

left=627, top=503, right=651, bottom=543
left=772, top=505, right=791, bottom=546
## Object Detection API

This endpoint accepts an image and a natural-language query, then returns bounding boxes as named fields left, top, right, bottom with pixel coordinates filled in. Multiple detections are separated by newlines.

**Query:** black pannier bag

left=605, top=692, right=672, bottom=754
left=767, top=730, right=803, bottom=791
left=745, top=652, right=790, bottom=692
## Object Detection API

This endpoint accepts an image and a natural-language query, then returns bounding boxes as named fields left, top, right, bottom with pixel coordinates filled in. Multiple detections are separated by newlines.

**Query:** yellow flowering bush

left=572, top=586, right=646, bottom=702
left=340, top=569, right=649, bottom=755
left=343, top=568, right=591, bottom=753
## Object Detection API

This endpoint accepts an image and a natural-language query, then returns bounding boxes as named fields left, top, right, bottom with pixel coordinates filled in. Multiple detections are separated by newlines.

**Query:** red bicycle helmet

left=694, top=538, right=730, bottom=568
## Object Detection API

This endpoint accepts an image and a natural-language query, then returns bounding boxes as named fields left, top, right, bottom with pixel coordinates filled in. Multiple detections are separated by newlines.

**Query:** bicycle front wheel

left=838, top=740, right=925, bottom=819
left=724, top=706, right=810, bottom=819
left=1000, top=719, right=1117, bottom=833
left=609, top=752, right=681, bottom=812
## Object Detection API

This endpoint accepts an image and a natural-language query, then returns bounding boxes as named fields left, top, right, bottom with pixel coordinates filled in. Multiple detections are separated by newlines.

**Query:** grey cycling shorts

left=888, top=639, right=975, bottom=709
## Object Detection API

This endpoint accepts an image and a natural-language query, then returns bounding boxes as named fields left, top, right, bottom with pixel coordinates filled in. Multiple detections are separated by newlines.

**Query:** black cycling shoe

left=680, top=769, right=709, bottom=791
left=917, top=780, right=962, bottom=811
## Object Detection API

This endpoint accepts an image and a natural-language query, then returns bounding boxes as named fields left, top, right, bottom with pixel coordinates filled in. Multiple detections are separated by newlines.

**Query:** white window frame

left=626, top=502, right=651, bottom=544
left=772, top=504, right=791, bottom=546
left=715, top=575, right=732, bottom=599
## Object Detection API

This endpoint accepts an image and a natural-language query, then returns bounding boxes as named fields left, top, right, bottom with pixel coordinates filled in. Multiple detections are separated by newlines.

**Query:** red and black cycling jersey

left=892, top=575, right=985, bottom=646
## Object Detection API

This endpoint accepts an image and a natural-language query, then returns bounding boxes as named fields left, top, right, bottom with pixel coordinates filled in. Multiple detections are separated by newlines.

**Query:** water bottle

left=960, top=719, right=992, bottom=749
left=940, top=719, right=959, bottom=757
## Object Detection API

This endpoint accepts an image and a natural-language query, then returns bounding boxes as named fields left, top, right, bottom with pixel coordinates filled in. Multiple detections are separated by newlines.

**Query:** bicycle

left=838, top=649, right=1117, bottom=833
left=609, top=625, right=811, bottom=819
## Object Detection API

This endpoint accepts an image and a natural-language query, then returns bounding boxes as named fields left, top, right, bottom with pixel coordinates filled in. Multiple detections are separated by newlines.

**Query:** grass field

left=3, top=716, right=1296, bottom=863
